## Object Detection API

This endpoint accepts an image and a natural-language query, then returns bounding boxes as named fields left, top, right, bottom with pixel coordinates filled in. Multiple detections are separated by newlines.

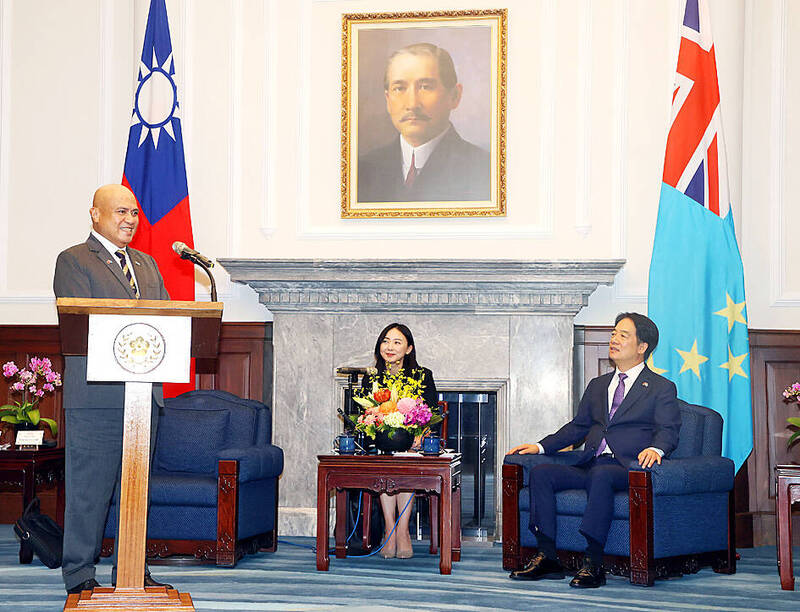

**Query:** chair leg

left=260, top=478, right=280, bottom=553
left=714, top=489, right=736, bottom=574
left=628, top=470, right=655, bottom=586
left=217, top=459, right=239, bottom=566
left=501, top=463, right=523, bottom=571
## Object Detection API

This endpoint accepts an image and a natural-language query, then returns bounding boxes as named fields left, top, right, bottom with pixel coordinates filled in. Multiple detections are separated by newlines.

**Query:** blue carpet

left=1, top=525, right=799, bottom=610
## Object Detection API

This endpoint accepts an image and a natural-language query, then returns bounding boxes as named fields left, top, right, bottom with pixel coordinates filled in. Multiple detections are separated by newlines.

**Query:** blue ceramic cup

left=336, top=434, right=356, bottom=454
left=422, top=435, right=441, bottom=455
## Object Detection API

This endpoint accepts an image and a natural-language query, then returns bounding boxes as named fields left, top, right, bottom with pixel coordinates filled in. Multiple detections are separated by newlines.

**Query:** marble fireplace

left=219, top=259, right=624, bottom=536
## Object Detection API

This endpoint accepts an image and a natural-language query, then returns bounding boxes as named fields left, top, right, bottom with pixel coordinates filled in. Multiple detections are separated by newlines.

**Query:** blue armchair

left=103, top=390, right=284, bottom=567
left=502, top=401, right=735, bottom=585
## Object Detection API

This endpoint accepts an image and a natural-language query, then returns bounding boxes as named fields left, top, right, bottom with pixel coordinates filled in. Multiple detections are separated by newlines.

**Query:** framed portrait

left=341, top=9, right=507, bottom=219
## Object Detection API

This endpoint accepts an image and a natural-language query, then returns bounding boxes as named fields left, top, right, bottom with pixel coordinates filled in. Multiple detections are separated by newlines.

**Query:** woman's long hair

left=373, top=322, right=420, bottom=373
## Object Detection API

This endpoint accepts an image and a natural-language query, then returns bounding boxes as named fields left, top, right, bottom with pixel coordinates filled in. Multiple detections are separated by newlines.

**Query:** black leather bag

left=13, top=497, right=63, bottom=569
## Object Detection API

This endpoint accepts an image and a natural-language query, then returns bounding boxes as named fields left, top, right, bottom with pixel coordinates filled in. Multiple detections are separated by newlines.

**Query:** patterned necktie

left=596, top=372, right=628, bottom=456
left=115, top=249, right=140, bottom=298
left=405, top=151, right=418, bottom=187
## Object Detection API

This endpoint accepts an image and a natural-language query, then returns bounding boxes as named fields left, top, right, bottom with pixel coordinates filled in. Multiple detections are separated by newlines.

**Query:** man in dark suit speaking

left=53, top=184, right=172, bottom=594
left=357, top=42, right=490, bottom=203
left=508, top=313, right=681, bottom=588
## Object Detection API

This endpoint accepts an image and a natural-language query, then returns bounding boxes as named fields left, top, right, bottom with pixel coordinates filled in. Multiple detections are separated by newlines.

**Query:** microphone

left=335, top=367, right=370, bottom=376
left=172, top=241, right=214, bottom=268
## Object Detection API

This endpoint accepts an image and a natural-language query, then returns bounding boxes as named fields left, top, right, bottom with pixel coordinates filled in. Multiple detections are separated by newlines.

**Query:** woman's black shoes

left=509, top=552, right=565, bottom=580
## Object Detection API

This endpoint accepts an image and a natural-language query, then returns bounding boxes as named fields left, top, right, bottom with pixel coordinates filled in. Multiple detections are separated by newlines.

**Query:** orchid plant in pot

left=784, top=381, right=800, bottom=447
left=1, top=357, right=61, bottom=440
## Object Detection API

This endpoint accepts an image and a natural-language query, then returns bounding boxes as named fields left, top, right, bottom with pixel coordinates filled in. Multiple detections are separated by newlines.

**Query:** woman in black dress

left=361, top=323, right=437, bottom=558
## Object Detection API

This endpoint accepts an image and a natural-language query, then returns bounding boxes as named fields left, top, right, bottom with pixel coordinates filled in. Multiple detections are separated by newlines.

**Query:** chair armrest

left=628, top=456, right=734, bottom=495
left=504, top=451, right=585, bottom=486
left=217, top=445, right=284, bottom=482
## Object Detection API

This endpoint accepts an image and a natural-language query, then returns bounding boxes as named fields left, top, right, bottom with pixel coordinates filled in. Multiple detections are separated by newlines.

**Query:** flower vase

left=374, top=428, right=414, bottom=454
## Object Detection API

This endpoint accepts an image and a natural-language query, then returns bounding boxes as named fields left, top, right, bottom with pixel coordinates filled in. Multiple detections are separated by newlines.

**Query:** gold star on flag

left=719, top=347, right=748, bottom=382
left=714, top=293, right=747, bottom=332
left=675, top=340, right=709, bottom=380
left=646, top=354, right=667, bottom=375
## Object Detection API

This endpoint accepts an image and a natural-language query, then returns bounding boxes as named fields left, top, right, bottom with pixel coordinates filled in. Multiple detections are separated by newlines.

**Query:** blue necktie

left=596, top=372, right=627, bottom=456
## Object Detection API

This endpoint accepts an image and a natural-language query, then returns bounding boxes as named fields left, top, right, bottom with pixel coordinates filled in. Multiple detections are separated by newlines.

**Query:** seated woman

left=361, top=322, right=437, bottom=559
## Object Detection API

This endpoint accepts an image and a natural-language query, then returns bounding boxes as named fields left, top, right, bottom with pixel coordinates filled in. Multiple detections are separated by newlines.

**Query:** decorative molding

left=228, top=0, right=243, bottom=256
left=261, top=0, right=278, bottom=237
left=769, top=0, right=800, bottom=307
left=294, top=1, right=551, bottom=240
left=0, top=0, right=11, bottom=293
left=219, top=258, right=625, bottom=315
left=575, top=0, right=593, bottom=237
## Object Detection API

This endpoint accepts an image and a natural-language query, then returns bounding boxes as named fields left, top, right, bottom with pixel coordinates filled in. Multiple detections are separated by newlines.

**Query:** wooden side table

left=316, top=453, right=462, bottom=574
left=775, top=464, right=800, bottom=590
left=0, top=447, right=65, bottom=563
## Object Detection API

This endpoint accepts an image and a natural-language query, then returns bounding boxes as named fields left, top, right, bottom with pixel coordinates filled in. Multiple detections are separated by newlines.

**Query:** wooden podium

left=57, top=297, right=222, bottom=611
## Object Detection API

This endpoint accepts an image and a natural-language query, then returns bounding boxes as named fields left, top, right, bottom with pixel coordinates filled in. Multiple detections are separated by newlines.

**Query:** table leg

left=776, top=477, right=795, bottom=590
left=452, top=483, right=462, bottom=562
left=335, top=489, right=348, bottom=558
left=316, top=468, right=330, bottom=571
left=439, top=476, right=452, bottom=575
left=429, top=495, right=439, bottom=555
left=362, top=492, right=372, bottom=551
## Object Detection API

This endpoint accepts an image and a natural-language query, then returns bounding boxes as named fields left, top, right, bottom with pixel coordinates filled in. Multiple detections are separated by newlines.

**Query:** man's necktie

left=405, top=151, right=418, bottom=187
left=596, top=372, right=628, bottom=456
left=115, top=249, right=140, bottom=298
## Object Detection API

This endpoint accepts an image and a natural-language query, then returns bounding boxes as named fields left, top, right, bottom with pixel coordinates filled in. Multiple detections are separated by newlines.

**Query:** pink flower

left=45, top=370, right=58, bottom=383
left=11, top=382, right=24, bottom=392
left=397, top=398, right=417, bottom=415
left=43, top=383, right=54, bottom=392
left=19, top=370, right=33, bottom=383
left=2, top=361, right=18, bottom=377
left=28, top=385, right=38, bottom=395
left=35, top=389, right=44, bottom=397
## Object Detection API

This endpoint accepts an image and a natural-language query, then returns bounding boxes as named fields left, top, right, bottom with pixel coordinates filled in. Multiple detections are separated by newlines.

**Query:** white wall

left=0, top=0, right=796, bottom=330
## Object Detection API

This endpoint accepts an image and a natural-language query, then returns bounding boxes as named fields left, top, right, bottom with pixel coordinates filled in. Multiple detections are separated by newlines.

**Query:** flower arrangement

left=1, top=357, right=61, bottom=436
left=350, top=368, right=442, bottom=439
left=784, top=381, right=800, bottom=446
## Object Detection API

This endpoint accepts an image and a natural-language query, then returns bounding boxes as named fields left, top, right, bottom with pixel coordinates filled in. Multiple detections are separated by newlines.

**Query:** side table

left=775, top=464, right=800, bottom=590
left=316, top=453, right=462, bottom=574
left=0, top=447, right=66, bottom=563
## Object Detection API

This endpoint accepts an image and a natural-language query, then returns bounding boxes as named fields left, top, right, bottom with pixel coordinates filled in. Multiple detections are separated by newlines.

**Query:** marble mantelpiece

left=219, top=259, right=624, bottom=536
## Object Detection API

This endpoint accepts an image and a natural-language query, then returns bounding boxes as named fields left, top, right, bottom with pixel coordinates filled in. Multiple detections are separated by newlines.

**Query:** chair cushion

left=155, top=408, right=230, bottom=473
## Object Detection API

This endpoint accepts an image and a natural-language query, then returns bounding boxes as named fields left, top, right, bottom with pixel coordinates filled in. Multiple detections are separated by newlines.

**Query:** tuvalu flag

left=647, top=0, right=752, bottom=472
left=124, top=0, right=195, bottom=396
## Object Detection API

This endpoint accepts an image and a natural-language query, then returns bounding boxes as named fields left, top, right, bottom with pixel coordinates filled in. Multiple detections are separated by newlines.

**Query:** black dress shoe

left=509, top=552, right=565, bottom=580
left=112, top=575, right=174, bottom=589
left=569, top=558, right=606, bottom=588
left=67, top=578, right=101, bottom=594
left=144, top=575, right=173, bottom=590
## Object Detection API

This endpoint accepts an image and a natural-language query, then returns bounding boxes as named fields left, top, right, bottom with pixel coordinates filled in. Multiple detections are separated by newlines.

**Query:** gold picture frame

left=341, top=9, right=507, bottom=219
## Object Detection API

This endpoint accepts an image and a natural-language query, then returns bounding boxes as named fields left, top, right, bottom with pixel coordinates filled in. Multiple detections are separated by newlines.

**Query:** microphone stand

left=182, top=254, right=217, bottom=301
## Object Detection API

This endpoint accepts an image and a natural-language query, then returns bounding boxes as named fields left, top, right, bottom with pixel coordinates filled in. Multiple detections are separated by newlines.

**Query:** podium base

left=64, top=586, right=194, bottom=611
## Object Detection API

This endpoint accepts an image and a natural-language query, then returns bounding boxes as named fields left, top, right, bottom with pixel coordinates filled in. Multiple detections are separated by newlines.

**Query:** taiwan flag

left=648, top=0, right=752, bottom=472
left=124, top=0, right=195, bottom=396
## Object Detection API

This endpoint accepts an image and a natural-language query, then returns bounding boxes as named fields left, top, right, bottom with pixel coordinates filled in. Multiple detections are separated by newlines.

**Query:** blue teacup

left=422, top=435, right=441, bottom=455
left=336, top=434, right=356, bottom=455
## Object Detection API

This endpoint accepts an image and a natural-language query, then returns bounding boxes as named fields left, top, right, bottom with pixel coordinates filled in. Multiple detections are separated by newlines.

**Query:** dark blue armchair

left=502, top=401, right=735, bottom=585
left=103, top=390, right=284, bottom=566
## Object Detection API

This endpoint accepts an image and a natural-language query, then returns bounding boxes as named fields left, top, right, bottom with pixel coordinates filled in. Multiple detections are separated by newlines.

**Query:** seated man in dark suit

left=508, top=312, right=681, bottom=588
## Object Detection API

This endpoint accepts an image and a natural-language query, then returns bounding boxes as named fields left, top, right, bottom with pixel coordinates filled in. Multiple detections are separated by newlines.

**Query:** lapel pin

left=642, top=381, right=649, bottom=387
left=106, top=259, right=112, bottom=265
left=135, top=261, right=141, bottom=266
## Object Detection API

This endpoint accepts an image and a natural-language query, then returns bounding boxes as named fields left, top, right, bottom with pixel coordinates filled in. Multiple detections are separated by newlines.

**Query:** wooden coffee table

left=775, top=464, right=800, bottom=590
left=316, top=453, right=462, bottom=574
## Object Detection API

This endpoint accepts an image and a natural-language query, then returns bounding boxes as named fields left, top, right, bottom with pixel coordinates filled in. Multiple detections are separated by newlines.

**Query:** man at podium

left=53, top=184, right=173, bottom=594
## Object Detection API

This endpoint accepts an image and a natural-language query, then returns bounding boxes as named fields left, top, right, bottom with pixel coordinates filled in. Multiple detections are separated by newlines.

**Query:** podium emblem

left=113, top=323, right=165, bottom=374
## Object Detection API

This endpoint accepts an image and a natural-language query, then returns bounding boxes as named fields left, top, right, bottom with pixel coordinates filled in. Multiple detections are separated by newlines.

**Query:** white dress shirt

left=400, top=125, right=450, bottom=179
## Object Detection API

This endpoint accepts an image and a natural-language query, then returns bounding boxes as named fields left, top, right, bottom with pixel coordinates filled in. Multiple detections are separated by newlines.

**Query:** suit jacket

left=358, top=126, right=490, bottom=203
left=538, top=366, right=681, bottom=467
left=53, top=234, right=170, bottom=411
